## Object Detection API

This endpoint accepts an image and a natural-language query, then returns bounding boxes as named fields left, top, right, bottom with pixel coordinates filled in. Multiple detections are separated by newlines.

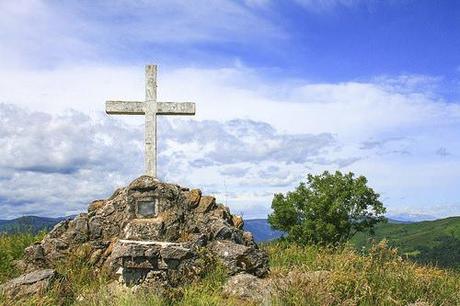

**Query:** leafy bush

left=269, top=171, right=386, bottom=245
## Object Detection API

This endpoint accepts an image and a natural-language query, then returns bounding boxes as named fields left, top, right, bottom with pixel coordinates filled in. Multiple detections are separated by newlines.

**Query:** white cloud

left=0, top=103, right=339, bottom=219
left=1, top=63, right=460, bottom=219
left=3, top=65, right=459, bottom=138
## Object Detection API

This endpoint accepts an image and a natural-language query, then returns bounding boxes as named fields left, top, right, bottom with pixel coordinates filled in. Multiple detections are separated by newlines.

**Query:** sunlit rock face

left=11, top=176, right=268, bottom=297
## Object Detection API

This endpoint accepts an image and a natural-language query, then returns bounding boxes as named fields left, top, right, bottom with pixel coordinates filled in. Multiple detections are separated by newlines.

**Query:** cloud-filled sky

left=0, top=0, right=459, bottom=220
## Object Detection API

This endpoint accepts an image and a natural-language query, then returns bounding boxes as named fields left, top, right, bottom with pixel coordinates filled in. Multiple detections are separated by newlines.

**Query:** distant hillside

left=0, top=216, right=71, bottom=234
left=244, top=219, right=283, bottom=242
left=386, top=213, right=436, bottom=223
left=352, top=216, right=460, bottom=270
left=386, top=218, right=413, bottom=224
left=244, top=218, right=407, bottom=242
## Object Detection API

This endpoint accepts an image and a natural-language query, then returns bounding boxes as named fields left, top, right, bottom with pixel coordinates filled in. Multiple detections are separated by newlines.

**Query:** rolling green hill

left=352, top=216, right=460, bottom=270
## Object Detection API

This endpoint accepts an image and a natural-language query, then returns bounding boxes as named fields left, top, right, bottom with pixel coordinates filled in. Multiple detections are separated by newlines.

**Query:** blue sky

left=20, top=0, right=460, bottom=84
left=0, top=0, right=459, bottom=220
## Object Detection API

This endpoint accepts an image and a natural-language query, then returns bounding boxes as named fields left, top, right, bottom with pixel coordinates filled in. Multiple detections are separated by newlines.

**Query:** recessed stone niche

left=135, top=196, right=159, bottom=218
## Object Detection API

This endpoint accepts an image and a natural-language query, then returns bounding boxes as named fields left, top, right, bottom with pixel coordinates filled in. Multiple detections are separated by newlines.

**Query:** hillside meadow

left=1, top=233, right=460, bottom=305
left=352, top=216, right=460, bottom=270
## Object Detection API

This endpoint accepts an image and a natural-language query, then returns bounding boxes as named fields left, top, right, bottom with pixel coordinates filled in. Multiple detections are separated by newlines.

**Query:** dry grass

left=266, top=240, right=460, bottom=305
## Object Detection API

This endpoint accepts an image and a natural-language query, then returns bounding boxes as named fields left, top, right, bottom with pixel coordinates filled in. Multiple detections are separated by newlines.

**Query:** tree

left=268, top=171, right=386, bottom=245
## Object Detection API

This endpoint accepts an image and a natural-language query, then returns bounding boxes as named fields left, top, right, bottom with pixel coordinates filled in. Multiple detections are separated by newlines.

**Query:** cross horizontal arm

left=106, top=101, right=144, bottom=115
left=157, top=102, right=196, bottom=115
left=106, top=101, right=195, bottom=116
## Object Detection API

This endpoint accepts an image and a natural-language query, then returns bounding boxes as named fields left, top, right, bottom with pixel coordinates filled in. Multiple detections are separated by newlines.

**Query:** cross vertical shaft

left=145, top=65, right=157, bottom=177
left=105, top=64, right=196, bottom=179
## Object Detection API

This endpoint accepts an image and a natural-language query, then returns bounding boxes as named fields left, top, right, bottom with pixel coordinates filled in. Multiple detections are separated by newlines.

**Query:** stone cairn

left=1, top=176, right=269, bottom=300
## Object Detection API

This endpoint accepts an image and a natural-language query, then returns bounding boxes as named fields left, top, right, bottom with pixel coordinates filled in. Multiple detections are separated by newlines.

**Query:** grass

left=1, top=233, right=460, bottom=305
left=267, top=240, right=460, bottom=305
left=0, top=232, right=44, bottom=283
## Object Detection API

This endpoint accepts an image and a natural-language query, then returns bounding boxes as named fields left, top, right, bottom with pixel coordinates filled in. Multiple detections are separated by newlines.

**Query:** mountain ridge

left=0, top=215, right=74, bottom=234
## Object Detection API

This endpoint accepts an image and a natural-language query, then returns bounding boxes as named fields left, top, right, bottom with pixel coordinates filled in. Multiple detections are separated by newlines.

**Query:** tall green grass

left=0, top=232, right=44, bottom=283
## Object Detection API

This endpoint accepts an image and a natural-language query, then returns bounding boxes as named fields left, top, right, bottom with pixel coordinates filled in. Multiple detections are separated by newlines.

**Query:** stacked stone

left=1, top=176, right=268, bottom=299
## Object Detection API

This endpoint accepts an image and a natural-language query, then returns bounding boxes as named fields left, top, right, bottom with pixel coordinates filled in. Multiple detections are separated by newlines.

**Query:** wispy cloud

left=0, top=0, right=284, bottom=68
left=292, top=0, right=366, bottom=12
left=360, top=137, right=408, bottom=151
left=245, top=0, right=367, bottom=12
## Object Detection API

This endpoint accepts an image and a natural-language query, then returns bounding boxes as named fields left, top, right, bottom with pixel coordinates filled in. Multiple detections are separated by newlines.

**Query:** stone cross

left=106, top=64, right=196, bottom=178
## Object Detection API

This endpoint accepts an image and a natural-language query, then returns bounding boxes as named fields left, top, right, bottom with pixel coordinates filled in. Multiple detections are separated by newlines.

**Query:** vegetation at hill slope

left=1, top=233, right=460, bottom=305
left=352, top=216, right=460, bottom=270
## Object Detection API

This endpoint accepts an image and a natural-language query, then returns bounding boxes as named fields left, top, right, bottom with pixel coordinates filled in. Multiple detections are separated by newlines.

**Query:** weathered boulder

left=9, top=176, right=269, bottom=299
left=210, top=240, right=269, bottom=277
left=0, top=269, right=57, bottom=300
left=222, top=273, right=272, bottom=304
left=196, top=196, right=216, bottom=213
left=184, top=189, right=201, bottom=208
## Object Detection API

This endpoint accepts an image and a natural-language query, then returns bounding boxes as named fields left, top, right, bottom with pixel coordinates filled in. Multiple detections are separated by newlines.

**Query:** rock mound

left=2, top=176, right=268, bottom=299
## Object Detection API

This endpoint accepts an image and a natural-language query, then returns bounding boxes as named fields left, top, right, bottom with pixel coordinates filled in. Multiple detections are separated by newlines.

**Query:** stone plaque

left=136, top=197, right=158, bottom=218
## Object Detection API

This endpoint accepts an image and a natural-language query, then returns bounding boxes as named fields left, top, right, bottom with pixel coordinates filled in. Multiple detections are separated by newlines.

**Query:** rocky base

left=1, top=176, right=269, bottom=300
left=111, top=239, right=195, bottom=287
